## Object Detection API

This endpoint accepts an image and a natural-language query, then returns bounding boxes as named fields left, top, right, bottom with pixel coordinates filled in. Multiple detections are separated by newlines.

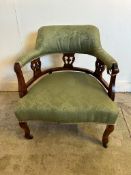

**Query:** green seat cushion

left=15, top=72, right=119, bottom=124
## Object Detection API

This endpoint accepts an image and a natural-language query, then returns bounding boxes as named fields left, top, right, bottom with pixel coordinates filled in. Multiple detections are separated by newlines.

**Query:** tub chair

left=14, top=25, right=119, bottom=148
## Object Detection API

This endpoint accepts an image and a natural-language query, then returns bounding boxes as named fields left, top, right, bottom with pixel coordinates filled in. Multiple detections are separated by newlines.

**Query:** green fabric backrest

left=17, top=25, right=118, bottom=70
left=35, top=25, right=101, bottom=55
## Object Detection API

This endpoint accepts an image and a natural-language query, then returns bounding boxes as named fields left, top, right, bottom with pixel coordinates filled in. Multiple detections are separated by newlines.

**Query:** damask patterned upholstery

left=15, top=72, right=118, bottom=124
left=17, top=25, right=117, bottom=70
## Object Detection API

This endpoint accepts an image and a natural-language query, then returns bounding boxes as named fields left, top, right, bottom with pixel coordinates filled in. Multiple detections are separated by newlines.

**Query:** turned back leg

left=102, top=125, right=114, bottom=148
left=19, top=122, right=33, bottom=139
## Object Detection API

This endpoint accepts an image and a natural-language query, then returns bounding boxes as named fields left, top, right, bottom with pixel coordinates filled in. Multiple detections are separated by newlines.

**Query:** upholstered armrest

left=93, top=48, right=118, bottom=71
left=16, top=47, right=118, bottom=71
left=16, top=49, right=42, bottom=67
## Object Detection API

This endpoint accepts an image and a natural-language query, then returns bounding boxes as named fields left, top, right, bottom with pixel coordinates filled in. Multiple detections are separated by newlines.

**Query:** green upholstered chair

left=14, top=25, right=119, bottom=148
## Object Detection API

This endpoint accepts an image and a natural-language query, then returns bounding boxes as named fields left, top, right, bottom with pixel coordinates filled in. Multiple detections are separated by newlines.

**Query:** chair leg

left=102, top=125, right=114, bottom=148
left=19, top=122, right=33, bottom=139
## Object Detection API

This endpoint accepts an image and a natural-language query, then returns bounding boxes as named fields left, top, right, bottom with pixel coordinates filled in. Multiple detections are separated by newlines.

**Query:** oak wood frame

left=14, top=53, right=119, bottom=147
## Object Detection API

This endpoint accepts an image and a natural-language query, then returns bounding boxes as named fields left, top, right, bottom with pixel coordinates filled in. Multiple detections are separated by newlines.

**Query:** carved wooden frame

left=14, top=53, right=119, bottom=148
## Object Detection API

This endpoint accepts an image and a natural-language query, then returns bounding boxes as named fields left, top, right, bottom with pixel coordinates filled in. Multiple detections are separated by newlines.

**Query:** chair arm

left=93, top=48, right=118, bottom=71
left=94, top=57, right=119, bottom=100
left=16, top=49, right=42, bottom=67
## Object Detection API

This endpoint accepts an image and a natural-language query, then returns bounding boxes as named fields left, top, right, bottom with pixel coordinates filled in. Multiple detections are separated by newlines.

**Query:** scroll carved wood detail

left=31, top=58, right=41, bottom=78
left=62, top=53, right=75, bottom=68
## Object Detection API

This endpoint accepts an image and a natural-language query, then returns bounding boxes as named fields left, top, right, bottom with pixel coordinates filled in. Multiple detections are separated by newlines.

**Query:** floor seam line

left=120, top=106, right=131, bottom=138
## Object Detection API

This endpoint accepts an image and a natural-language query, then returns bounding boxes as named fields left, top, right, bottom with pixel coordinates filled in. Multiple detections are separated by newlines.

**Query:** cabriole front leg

left=19, top=122, right=33, bottom=139
left=102, top=125, right=114, bottom=148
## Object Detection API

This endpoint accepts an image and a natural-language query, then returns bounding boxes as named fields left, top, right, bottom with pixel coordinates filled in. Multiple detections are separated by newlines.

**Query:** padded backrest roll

left=35, top=25, right=102, bottom=55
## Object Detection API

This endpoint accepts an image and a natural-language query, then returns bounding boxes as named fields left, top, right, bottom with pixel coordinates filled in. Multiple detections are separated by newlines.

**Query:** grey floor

left=0, top=92, right=131, bottom=175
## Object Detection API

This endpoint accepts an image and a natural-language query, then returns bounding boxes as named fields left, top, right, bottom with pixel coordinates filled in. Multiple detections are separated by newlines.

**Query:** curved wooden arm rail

left=14, top=53, right=119, bottom=97
left=14, top=53, right=119, bottom=148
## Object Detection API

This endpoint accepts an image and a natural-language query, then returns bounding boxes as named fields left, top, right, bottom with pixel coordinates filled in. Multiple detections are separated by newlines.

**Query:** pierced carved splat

left=94, top=59, right=105, bottom=78
left=62, top=53, right=75, bottom=68
left=31, top=58, right=41, bottom=78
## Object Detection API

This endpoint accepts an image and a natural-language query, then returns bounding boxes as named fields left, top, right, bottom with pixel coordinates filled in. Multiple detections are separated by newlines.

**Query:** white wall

left=0, top=0, right=131, bottom=91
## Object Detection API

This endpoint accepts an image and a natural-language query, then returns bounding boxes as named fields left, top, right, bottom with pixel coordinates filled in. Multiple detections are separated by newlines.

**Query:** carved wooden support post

left=102, top=63, right=119, bottom=148
left=31, top=58, right=42, bottom=78
left=14, top=63, right=27, bottom=98
left=108, top=63, right=119, bottom=101
left=102, top=125, right=114, bottom=148
left=94, top=58, right=105, bottom=79
left=19, top=122, right=33, bottom=139
left=62, top=53, right=75, bottom=68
